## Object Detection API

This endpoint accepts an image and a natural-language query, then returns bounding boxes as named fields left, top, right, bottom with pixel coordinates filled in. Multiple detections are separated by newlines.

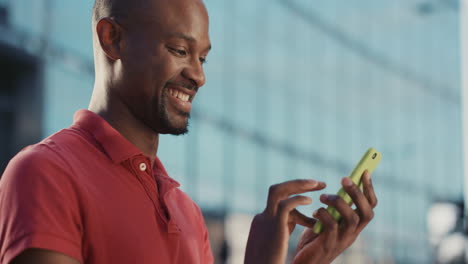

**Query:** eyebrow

left=170, top=33, right=212, bottom=52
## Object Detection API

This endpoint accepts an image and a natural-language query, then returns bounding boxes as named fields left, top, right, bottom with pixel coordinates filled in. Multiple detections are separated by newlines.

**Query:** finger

left=313, top=208, right=338, bottom=249
left=266, top=180, right=326, bottom=215
left=290, top=209, right=317, bottom=229
left=362, top=170, right=378, bottom=208
left=295, top=228, right=319, bottom=254
left=277, top=195, right=313, bottom=224
left=341, top=177, right=374, bottom=230
left=319, top=194, right=359, bottom=234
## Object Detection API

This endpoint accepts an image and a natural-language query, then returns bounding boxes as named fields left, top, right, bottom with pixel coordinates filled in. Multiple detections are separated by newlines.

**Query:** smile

left=167, top=88, right=190, bottom=102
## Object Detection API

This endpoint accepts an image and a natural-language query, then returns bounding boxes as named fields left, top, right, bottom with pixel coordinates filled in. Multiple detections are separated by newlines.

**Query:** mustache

left=165, top=81, right=199, bottom=92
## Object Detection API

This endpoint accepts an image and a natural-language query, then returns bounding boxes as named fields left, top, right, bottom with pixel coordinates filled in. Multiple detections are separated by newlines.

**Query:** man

left=0, top=0, right=377, bottom=263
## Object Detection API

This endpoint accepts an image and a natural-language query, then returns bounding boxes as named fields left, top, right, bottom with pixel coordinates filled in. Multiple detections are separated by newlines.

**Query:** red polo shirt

left=0, top=110, right=213, bottom=264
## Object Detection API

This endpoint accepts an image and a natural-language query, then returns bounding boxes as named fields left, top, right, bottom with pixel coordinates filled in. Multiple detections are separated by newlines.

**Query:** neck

left=89, top=86, right=159, bottom=163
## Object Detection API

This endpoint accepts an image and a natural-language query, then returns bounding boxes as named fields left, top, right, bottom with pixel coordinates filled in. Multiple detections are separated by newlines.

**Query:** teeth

left=177, top=93, right=189, bottom=102
left=168, top=88, right=190, bottom=102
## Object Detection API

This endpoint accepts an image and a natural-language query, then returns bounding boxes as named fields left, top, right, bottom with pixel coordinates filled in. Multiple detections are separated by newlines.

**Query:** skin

left=10, top=0, right=378, bottom=263
left=89, top=0, right=211, bottom=162
left=245, top=171, right=378, bottom=264
left=10, top=249, right=80, bottom=264
left=11, top=0, right=210, bottom=262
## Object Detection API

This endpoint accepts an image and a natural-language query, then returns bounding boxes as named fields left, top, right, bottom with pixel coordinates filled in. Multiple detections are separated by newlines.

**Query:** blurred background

left=0, top=0, right=466, bottom=263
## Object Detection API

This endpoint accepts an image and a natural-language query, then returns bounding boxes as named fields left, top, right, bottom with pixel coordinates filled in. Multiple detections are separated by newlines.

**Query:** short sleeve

left=0, top=144, right=83, bottom=264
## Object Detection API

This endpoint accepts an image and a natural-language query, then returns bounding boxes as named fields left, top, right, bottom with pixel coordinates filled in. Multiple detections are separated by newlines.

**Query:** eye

left=175, top=49, right=187, bottom=56
left=199, top=57, right=207, bottom=65
left=168, top=47, right=187, bottom=57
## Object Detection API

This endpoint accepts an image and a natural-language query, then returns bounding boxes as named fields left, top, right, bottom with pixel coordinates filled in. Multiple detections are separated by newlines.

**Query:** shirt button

left=139, top=162, right=147, bottom=172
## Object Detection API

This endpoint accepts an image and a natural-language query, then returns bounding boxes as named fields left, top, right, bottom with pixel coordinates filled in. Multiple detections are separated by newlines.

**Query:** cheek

left=123, top=35, right=159, bottom=81
left=122, top=40, right=181, bottom=101
left=150, top=54, right=181, bottom=87
left=122, top=51, right=153, bottom=86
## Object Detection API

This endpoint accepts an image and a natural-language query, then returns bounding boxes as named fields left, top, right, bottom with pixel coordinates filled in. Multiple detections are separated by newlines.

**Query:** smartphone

left=312, top=147, right=381, bottom=234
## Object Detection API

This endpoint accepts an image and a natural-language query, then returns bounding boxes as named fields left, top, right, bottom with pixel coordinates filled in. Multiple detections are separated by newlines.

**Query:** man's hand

left=292, top=171, right=377, bottom=264
left=244, top=171, right=377, bottom=264
left=244, top=179, right=326, bottom=264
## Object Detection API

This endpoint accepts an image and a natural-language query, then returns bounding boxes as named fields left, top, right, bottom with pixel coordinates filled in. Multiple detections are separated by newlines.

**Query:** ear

left=96, top=18, right=123, bottom=61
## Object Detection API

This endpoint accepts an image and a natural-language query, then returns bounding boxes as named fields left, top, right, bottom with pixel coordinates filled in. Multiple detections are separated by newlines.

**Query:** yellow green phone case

left=312, top=147, right=381, bottom=234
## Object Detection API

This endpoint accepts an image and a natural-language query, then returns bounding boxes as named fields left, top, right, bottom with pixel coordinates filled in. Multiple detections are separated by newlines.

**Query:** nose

left=182, top=58, right=206, bottom=88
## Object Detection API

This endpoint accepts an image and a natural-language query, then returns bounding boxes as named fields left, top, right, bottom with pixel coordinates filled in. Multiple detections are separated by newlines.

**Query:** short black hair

left=93, top=0, right=150, bottom=22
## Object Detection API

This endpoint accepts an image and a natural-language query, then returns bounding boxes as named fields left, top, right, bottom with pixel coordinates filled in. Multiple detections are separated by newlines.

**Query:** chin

left=158, top=117, right=189, bottom=135
left=156, top=103, right=190, bottom=135
left=159, top=124, right=189, bottom=136
left=168, top=127, right=189, bottom=136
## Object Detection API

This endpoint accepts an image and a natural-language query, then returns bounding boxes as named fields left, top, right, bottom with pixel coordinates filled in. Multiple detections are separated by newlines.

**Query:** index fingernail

left=306, top=180, right=318, bottom=185
left=313, top=180, right=326, bottom=187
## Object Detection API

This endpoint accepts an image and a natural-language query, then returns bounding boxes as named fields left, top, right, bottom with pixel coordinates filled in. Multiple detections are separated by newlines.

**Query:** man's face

left=117, top=0, right=211, bottom=135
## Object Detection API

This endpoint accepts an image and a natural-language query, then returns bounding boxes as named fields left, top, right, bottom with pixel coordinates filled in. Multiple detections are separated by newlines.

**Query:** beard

left=157, top=87, right=190, bottom=136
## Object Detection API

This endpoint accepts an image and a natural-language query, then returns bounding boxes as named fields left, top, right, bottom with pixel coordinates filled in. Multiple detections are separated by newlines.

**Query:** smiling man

left=0, top=0, right=377, bottom=263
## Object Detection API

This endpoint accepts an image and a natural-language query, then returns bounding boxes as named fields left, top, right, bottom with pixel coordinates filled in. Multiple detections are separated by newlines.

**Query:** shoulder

left=2, top=127, right=91, bottom=179
left=0, top=129, right=85, bottom=195
left=3, top=136, right=69, bottom=179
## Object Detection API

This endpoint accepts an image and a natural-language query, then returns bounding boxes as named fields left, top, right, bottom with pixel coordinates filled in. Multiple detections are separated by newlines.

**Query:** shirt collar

left=73, top=109, right=142, bottom=164
left=153, top=156, right=181, bottom=188
left=72, top=109, right=180, bottom=188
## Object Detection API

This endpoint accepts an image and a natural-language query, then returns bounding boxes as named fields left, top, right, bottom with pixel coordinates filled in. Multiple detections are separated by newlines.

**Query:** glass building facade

left=0, top=0, right=464, bottom=263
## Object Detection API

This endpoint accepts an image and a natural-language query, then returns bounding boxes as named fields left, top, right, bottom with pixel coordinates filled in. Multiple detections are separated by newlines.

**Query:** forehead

left=131, top=0, right=210, bottom=42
